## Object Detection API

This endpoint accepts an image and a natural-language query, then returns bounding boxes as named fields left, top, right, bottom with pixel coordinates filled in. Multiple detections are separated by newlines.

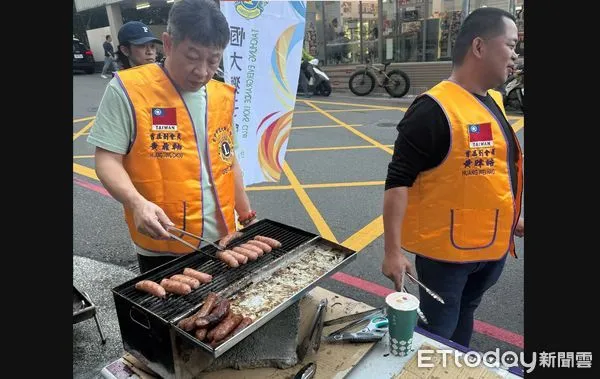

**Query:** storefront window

left=381, top=0, right=397, bottom=62
left=360, top=0, right=379, bottom=62
left=302, top=0, right=521, bottom=66
left=396, top=0, right=425, bottom=62
left=438, top=1, right=464, bottom=60
left=323, top=1, right=362, bottom=64
left=305, top=1, right=325, bottom=61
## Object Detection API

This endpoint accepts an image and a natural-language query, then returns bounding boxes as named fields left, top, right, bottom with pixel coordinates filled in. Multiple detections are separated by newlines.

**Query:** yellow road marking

left=73, top=163, right=98, bottom=180
left=294, top=108, right=403, bottom=114
left=303, top=181, right=384, bottom=189
left=342, top=215, right=384, bottom=252
left=282, top=162, right=337, bottom=243
left=292, top=124, right=361, bottom=130
left=73, top=155, right=94, bottom=159
left=300, top=99, right=407, bottom=111
left=303, top=101, right=394, bottom=155
left=73, top=120, right=94, bottom=141
left=246, top=185, right=292, bottom=191
left=512, top=118, right=524, bottom=132
left=73, top=116, right=96, bottom=123
left=288, top=145, right=374, bottom=152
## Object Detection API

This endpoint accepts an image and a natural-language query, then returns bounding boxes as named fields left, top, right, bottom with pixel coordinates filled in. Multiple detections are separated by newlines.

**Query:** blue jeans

left=102, top=56, right=116, bottom=75
left=414, top=253, right=507, bottom=347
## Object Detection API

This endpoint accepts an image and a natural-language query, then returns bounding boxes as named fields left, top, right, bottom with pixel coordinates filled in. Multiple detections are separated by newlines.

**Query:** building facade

left=74, top=0, right=524, bottom=94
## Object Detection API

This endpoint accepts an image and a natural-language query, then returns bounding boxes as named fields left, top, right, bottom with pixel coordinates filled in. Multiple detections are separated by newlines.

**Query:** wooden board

left=123, top=286, right=378, bottom=379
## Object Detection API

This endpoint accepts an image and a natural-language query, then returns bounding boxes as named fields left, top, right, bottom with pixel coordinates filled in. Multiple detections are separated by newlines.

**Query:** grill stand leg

left=94, top=313, right=107, bottom=344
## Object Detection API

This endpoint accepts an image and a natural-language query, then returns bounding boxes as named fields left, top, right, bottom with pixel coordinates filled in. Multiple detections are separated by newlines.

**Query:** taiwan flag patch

left=151, top=108, right=177, bottom=131
left=467, top=123, right=493, bottom=148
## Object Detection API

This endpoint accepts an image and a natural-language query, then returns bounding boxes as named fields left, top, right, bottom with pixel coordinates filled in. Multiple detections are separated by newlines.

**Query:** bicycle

left=348, top=58, right=411, bottom=98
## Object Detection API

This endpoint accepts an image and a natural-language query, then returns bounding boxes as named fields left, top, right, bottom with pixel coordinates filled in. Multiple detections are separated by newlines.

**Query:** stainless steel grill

left=111, top=219, right=357, bottom=378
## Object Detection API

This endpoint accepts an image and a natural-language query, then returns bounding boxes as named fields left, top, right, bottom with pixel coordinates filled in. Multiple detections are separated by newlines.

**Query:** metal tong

left=297, top=298, right=328, bottom=361
left=166, top=226, right=224, bottom=260
left=402, top=285, right=429, bottom=325
left=323, top=307, right=387, bottom=343
left=405, top=272, right=445, bottom=305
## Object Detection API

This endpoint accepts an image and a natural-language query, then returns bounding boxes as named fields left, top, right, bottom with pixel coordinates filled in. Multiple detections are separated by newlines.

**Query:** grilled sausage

left=232, top=246, right=258, bottom=261
left=177, top=292, right=219, bottom=331
left=254, top=236, right=281, bottom=248
left=135, top=280, right=166, bottom=298
left=226, top=249, right=248, bottom=265
left=240, top=243, right=264, bottom=257
left=218, top=231, right=243, bottom=248
left=211, top=316, right=253, bottom=347
left=170, top=274, right=200, bottom=289
left=195, top=298, right=230, bottom=328
left=211, top=313, right=243, bottom=343
left=195, top=328, right=208, bottom=341
left=245, top=239, right=272, bottom=253
left=182, top=268, right=213, bottom=283
left=216, top=250, right=239, bottom=268
left=160, top=278, right=192, bottom=296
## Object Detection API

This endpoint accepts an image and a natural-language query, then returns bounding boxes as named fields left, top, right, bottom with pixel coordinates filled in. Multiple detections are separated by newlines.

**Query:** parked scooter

left=499, top=64, right=524, bottom=112
left=298, top=58, right=332, bottom=97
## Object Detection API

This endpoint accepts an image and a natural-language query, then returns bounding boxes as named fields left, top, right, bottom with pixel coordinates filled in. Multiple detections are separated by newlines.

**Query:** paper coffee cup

left=386, top=292, right=419, bottom=357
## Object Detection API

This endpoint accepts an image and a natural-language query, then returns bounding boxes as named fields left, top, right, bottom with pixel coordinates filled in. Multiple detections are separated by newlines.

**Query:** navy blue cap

left=118, top=21, right=162, bottom=46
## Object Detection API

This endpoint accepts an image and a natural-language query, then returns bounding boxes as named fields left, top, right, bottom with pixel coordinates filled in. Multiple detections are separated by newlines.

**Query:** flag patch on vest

left=468, top=123, right=493, bottom=148
left=152, top=108, right=177, bottom=131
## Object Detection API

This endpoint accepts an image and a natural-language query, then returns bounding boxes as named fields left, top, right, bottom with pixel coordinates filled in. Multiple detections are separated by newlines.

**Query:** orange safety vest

left=116, top=64, right=236, bottom=254
left=401, top=80, right=523, bottom=263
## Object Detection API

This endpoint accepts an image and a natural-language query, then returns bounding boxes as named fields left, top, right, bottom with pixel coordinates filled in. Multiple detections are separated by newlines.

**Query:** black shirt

left=103, top=41, right=114, bottom=57
left=385, top=93, right=518, bottom=194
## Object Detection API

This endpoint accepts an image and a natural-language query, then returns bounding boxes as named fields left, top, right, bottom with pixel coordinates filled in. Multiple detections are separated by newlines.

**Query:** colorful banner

left=221, top=1, right=307, bottom=186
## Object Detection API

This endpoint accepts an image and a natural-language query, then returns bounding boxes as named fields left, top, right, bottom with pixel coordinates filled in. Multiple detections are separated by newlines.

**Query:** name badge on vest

left=152, top=108, right=178, bottom=131
left=468, top=123, right=493, bottom=148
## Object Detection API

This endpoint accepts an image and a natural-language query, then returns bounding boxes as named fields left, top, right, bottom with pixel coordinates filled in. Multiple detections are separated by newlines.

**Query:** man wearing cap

left=116, top=21, right=163, bottom=70
left=87, top=0, right=257, bottom=273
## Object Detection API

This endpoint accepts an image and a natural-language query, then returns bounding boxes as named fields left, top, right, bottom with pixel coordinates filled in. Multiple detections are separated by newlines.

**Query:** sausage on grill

left=240, top=243, right=264, bottom=257
left=182, top=268, right=213, bottom=283
left=195, top=328, right=208, bottom=341
left=216, top=250, right=239, bottom=268
left=245, top=239, right=272, bottom=253
left=211, top=316, right=253, bottom=347
left=226, top=249, right=248, bottom=265
left=170, top=274, right=200, bottom=289
left=218, top=231, right=244, bottom=248
left=177, top=292, right=219, bottom=331
left=232, top=246, right=258, bottom=261
left=211, top=313, right=244, bottom=343
left=195, top=298, right=230, bottom=328
left=254, top=236, right=281, bottom=248
left=160, top=279, right=192, bottom=296
left=135, top=280, right=166, bottom=298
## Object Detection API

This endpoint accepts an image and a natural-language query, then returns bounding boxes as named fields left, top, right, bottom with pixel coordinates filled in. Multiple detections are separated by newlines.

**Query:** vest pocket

left=450, top=209, right=499, bottom=250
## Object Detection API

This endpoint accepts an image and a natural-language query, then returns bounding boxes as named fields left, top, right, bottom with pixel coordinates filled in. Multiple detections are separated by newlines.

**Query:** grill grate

left=114, top=220, right=316, bottom=321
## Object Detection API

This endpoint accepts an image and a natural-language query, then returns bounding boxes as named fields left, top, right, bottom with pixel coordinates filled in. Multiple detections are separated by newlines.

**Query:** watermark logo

left=418, top=349, right=592, bottom=373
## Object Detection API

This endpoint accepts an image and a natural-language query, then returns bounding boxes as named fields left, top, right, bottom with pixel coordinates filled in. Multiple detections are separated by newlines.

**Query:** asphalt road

left=72, top=72, right=525, bottom=378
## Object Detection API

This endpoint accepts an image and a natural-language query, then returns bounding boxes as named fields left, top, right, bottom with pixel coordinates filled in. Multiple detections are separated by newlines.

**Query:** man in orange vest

left=382, top=7, right=524, bottom=347
left=87, top=0, right=257, bottom=273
